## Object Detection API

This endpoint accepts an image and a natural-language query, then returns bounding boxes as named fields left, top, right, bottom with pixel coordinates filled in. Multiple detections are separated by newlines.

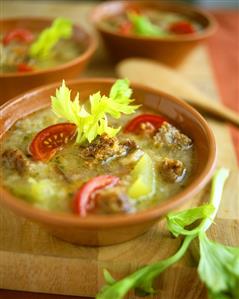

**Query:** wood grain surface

left=0, top=1, right=238, bottom=299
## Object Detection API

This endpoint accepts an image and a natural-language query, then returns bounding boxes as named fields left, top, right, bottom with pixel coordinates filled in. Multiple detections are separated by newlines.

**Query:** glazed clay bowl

left=0, top=17, right=97, bottom=104
left=0, top=78, right=217, bottom=246
left=91, top=0, right=217, bottom=66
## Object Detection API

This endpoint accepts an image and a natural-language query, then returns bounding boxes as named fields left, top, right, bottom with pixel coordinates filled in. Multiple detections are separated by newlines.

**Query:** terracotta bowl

left=91, top=0, right=217, bottom=66
left=0, top=78, right=217, bottom=246
left=0, top=17, right=97, bottom=104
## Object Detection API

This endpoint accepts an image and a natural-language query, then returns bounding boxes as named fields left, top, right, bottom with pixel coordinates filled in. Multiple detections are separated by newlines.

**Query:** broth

left=100, top=10, right=202, bottom=37
left=0, top=107, right=195, bottom=215
left=0, top=32, right=83, bottom=73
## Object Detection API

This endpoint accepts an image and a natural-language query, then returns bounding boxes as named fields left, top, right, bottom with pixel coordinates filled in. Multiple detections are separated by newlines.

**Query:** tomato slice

left=29, top=123, right=76, bottom=162
left=74, top=175, right=120, bottom=216
left=3, top=28, right=34, bottom=45
left=17, top=63, right=34, bottom=72
left=118, top=21, right=133, bottom=35
left=124, top=114, right=166, bottom=133
left=169, top=21, right=196, bottom=35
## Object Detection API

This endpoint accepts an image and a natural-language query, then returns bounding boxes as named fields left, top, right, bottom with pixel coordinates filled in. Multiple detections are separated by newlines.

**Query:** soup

left=0, top=18, right=84, bottom=73
left=100, top=9, right=202, bottom=37
left=0, top=80, right=195, bottom=216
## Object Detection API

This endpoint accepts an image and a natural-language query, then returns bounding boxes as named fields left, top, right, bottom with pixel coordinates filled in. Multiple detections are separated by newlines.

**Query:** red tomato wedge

left=118, top=21, right=133, bottom=35
left=169, top=21, right=196, bottom=35
left=29, top=123, right=76, bottom=162
left=124, top=114, right=165, bottom=133
left=17, top=63, right=34, bottom=72
left=74, top=175, right=120, bottom=216
left=3, top=28, right=34, bottom=45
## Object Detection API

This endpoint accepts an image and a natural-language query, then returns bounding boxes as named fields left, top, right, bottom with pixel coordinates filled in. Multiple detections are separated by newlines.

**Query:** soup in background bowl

left=0, top=78, right=216, bottom=245
left=100, top=9, right=203, bottom=37
left=0, top=17, right=97, bottom=103
left=91, top=0, right=217, bottom=65
left=0, top=18, right=84, bottom=73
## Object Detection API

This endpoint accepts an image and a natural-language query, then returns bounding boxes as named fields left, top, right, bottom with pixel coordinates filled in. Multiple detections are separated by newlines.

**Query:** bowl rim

left=0, top=78, right=217, bottom=229
left=0, top=16, right=97, bottom=78
left=90, top=0, right=218, bottom=42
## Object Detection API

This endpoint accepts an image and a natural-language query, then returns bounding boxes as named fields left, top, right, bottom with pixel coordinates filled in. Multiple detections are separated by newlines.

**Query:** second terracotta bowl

left=0, top=79, right=217, bottom=246
left=0, top=17, right=97, bottom=104
left=91, top=0, right=217, bottom=66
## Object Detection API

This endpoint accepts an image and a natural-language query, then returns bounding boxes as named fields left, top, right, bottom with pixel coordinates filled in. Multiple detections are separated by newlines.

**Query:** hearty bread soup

left=100, top=9, right=202, bottom=37
left=0, top=80, right=195, bottom=216
left=0, top=18, right=83, bottom=73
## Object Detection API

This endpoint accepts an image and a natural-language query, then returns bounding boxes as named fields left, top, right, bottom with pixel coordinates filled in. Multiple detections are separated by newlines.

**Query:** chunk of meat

left=154, top=122, right=192, bottom=150
left=120, top=139, right=138, bottom=153
left=139, top=121, right=157, bottom=137
left=93, top=186, right=133, bottom=214
left=159, top=158, right=186, bottom=183
left=80, top=134, right=136, bottom=163
left=1, top=148, right=30, bottom=175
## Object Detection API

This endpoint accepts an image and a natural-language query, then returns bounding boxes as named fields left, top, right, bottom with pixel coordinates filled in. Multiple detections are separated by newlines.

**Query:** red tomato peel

left=74, top=175, right=120, bottom=216
left=124, top=114, right=166, bottom=133
left=3, top=28, right=34, bottom=45
left=29, top=123, right=76, bottom=162
left=118, top=21, right=133, bottom=35
left=17, top=63, right=34, bottom=72
left=169, top=21, right=196, bottom=35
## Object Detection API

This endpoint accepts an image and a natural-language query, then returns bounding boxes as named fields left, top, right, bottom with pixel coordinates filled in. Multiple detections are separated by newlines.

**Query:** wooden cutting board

left=0, top=2, right=239, bottom=299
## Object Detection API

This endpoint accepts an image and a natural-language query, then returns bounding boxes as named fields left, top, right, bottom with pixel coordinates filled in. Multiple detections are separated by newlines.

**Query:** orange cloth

left=207, top=10, right=239, bottom=163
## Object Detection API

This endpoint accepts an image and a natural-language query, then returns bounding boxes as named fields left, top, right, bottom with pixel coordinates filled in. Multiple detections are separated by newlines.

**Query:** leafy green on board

left=29, top=17, right=73, bottom=59
left=97, top=235, right=194, bottom=299
left=96, top=168, right=239, bottom=299
left=167, top=204, right=215, bottom=237
left=166, top=168, right=239, bottom=298
left=198, top=233, right=239, bottom=299
left=51, top=79, right=139, bottom=144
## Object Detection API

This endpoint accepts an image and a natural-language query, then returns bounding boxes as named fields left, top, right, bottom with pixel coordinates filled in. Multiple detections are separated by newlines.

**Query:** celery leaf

left=30, top=17, right=73, bottom=59
left=96, top=235, right=194, bottom=299
left=128, top=12, right=166, bottom=37
left=51, top=79, right=138, bottom=144
left=198, top=233, right=239, bottom=299
left=167, top=204, right=215, bottom=237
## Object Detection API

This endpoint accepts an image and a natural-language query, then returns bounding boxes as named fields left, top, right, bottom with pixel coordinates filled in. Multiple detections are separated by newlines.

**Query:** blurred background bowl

left=91, top=0, right=217, bottom=66
left=0, top=17, right=97, bottom=104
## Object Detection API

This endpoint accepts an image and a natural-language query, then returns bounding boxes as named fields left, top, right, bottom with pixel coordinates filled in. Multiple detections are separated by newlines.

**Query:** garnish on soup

left=101, top=10, right=201, bottom=37
left=29, top=18, right=72, bottom=59
left=51, top=79, right=139, bottom=145
left=0, top=18, right=82, bottom=73
left=0, top=79, right=195, bottom=216
left=29, top=123, right=77, bottom=162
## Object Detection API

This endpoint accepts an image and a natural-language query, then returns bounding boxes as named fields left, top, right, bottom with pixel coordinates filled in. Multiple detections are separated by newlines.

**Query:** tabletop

left=0, top=1, right=238, bottom=299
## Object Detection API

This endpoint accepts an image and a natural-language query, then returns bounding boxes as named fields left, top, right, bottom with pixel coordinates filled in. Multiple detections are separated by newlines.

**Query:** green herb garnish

left=128, top=12, right=166, bottom=37
left=30, top=17, right=73, bottom=59
left=97, top=168, right=239, bottom=299
left=51, top=79, right=139, bottom=144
